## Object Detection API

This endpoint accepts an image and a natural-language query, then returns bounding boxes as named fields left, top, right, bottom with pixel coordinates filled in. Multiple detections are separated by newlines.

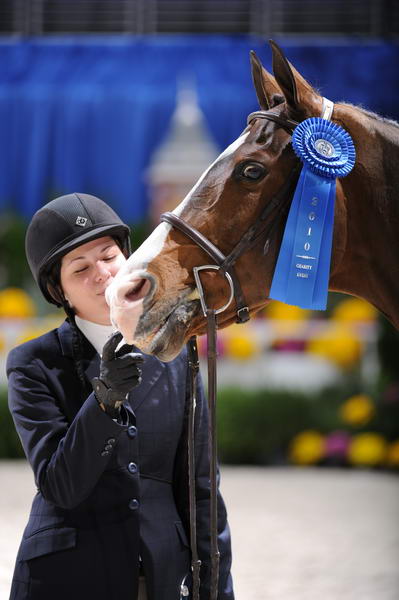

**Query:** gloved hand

left=91, top=332, right=144, bottom=417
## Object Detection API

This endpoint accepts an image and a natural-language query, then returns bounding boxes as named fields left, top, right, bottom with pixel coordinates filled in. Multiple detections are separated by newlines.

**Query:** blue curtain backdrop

left=0, top=36, right=397, bottom=222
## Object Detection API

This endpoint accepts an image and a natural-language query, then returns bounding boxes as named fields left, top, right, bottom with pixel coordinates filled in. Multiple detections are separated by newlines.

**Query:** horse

left=106, top=40, right=399, bottom=362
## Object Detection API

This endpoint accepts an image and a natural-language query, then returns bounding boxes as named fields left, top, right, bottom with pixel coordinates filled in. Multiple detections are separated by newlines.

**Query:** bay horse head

left=107, top=41, right=399, bottom=360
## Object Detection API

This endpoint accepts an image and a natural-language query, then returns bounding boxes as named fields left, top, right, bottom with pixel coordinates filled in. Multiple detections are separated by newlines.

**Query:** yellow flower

left=266, top=301, right=310, bottom=321
left=386, top=440, right=399, bottom=467
left=0, top=287, right=36, bottom=319
left=307, top=324, right=362, bottom=369
left=265, top=301, right=309, bottom=337
left=348, top=433, right=387, bottom=466
left=289, top=430, right=325, bottom=465
left=225, top=332, right=259, bottom=360
left=339, top=394, right=375, bottom=426
left=332, top=297, right=377, bottom=324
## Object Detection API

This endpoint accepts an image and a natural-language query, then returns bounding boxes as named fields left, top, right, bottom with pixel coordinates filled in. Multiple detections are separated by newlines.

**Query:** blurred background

left=1, top=2, right=399, bottom=598
left=1, top=0, right=399, bottom=470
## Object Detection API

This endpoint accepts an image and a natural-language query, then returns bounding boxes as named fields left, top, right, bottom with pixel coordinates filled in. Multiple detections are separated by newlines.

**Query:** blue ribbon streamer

left=269, top=118, right=355, bottom=310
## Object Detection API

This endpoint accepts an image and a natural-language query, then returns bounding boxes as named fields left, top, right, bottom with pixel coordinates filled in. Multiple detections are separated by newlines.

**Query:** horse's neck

left=330, top=105, right=399, bottom=328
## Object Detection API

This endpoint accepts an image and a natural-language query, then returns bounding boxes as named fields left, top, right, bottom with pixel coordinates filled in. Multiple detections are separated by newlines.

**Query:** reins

left=162, top=109, right=302, bottom=600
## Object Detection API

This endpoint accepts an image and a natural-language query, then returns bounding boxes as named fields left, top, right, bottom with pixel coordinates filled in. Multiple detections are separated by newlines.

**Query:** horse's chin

left=134, top=301, right=200, bottom=362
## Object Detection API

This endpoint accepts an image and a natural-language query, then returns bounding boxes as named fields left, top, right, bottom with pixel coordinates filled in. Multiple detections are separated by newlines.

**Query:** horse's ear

left=269, top=40, right=322, bottom=118
left=250, top=50, right=283, bottom=111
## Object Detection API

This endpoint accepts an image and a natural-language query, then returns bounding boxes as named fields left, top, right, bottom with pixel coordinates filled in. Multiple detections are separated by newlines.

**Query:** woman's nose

left=94, top=261, right=111, bottom=282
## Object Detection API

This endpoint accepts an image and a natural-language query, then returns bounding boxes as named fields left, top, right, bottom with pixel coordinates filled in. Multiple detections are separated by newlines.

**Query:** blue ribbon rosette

left=269, top=117, right=356, bottom=310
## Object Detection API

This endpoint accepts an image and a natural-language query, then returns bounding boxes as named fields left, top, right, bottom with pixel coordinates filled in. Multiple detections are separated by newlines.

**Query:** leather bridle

left=162, top=109, right=301, bottom=600
left=161, top=112, right=301, bottom=326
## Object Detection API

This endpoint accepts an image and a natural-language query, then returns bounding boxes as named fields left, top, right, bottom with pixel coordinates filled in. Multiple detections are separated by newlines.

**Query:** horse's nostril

left=125, top=279, right=145, bottom=300
left=124, top=278, right=151, bottom=304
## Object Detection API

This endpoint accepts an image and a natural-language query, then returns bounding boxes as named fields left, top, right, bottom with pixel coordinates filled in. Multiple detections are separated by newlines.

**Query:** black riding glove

left=91, top=332, right=144, bottom=418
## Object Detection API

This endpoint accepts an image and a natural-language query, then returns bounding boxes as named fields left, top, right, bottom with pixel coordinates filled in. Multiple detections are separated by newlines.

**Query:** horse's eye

left=240, top=162, right=266, bottom=181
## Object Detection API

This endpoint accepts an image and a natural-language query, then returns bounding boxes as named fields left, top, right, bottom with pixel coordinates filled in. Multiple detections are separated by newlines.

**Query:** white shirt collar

left=75, top=315, right=115, bottom=356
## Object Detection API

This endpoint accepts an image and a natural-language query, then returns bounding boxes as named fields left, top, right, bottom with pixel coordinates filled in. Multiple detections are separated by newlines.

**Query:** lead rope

left=206, top=309, right=220, bottom=600
left=187, top=312, right=220, bottom=600
left=189, top=264, right=236, bottom=600
left=187, top=336, right=201, bottom=600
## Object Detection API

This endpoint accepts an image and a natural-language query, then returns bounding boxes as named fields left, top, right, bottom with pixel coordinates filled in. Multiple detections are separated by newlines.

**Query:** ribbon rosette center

left=314, top=138, right=335, bottom=158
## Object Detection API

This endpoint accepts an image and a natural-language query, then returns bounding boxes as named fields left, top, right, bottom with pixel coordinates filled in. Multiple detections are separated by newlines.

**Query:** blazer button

left=127, top=462, right=138, bottom=474
left=127, top=425, right=137, bottom=438
left=106, top=438, right=116, bottom=445
left=128, top=498, right=139, bottom=510
left=101, top=450, right=110, bottom=457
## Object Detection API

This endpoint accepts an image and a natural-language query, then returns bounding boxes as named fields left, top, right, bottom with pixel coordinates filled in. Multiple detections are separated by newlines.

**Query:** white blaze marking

left=173, top=131, right=249, bottom=217
left=106, top=222, right=171, bottom=306
left=125, top=222, right=171, bottom=270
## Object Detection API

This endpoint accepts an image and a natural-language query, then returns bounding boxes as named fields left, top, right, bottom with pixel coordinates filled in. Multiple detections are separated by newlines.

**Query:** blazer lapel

left=58, top=319, right=74, bottom=358
left=128, top=352, right=165, bottom=412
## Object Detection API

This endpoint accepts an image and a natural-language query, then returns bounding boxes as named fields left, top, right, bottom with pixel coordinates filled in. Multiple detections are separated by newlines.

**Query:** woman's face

left=60, top=236, right=126, bottom=325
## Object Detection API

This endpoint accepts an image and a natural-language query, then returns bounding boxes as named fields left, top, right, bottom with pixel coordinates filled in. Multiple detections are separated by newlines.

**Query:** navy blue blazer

left=7, top=319, right=234, bottom=600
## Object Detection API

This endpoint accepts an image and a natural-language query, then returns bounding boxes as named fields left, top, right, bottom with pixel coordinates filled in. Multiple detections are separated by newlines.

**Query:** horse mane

left=342, top=102, right=399, bottom=132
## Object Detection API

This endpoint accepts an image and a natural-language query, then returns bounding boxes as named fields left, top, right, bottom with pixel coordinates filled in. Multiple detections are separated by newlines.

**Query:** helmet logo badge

left=76, top=216, right=87, bottom=227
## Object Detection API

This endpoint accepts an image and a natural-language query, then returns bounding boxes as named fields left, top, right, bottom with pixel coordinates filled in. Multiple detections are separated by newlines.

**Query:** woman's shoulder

left=6, top=322, right=66, bottom=374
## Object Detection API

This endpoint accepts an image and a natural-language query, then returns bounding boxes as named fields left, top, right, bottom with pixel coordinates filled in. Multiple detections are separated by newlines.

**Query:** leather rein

left=161, top=109, right=301, bottom=600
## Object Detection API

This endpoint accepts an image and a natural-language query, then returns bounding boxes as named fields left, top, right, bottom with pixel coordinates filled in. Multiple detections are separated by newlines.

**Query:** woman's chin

left=75, top=303, right=113, bottom=326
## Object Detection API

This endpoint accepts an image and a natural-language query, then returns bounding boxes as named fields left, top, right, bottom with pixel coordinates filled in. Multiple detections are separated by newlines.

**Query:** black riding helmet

left=26, top=193, right=131, bottom=306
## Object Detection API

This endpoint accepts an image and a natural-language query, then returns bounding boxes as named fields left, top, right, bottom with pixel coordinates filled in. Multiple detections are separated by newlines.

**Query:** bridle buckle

left=236, top=306, right=250, bottom=323
left=193, top=265, right=235, bottom=318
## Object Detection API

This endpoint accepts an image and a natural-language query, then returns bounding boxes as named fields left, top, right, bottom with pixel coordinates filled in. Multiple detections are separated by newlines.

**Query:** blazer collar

left=57, top=319, right=165, bottom=412
left=58, top=319, right=75, bottom=358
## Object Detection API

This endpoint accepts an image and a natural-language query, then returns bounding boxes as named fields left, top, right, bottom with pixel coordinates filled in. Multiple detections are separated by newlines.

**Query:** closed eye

left=74, top=266, right=88, bottom=274
left=74, top=256, right=116, bottom=274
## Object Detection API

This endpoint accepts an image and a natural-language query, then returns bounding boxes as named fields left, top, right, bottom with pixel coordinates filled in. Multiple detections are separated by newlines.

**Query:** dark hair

left=46, top=236, right=126, bottom=387
left=46, top=260, right=87, bottom=387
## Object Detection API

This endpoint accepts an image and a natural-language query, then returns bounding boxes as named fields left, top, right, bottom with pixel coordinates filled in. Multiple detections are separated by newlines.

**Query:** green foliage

left=377, top=314, right=399, bottom=384
left=216, top=386, right=350, bottom=464
left=216, top=384, right=399, bottom=465
left=216, top=387, right=311, bottom=464
left=0, top=214, right=30, bottom=289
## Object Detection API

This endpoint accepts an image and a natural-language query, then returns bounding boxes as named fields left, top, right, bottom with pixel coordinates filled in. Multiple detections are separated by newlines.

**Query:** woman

left=7, top=193, right=234, bottom=600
